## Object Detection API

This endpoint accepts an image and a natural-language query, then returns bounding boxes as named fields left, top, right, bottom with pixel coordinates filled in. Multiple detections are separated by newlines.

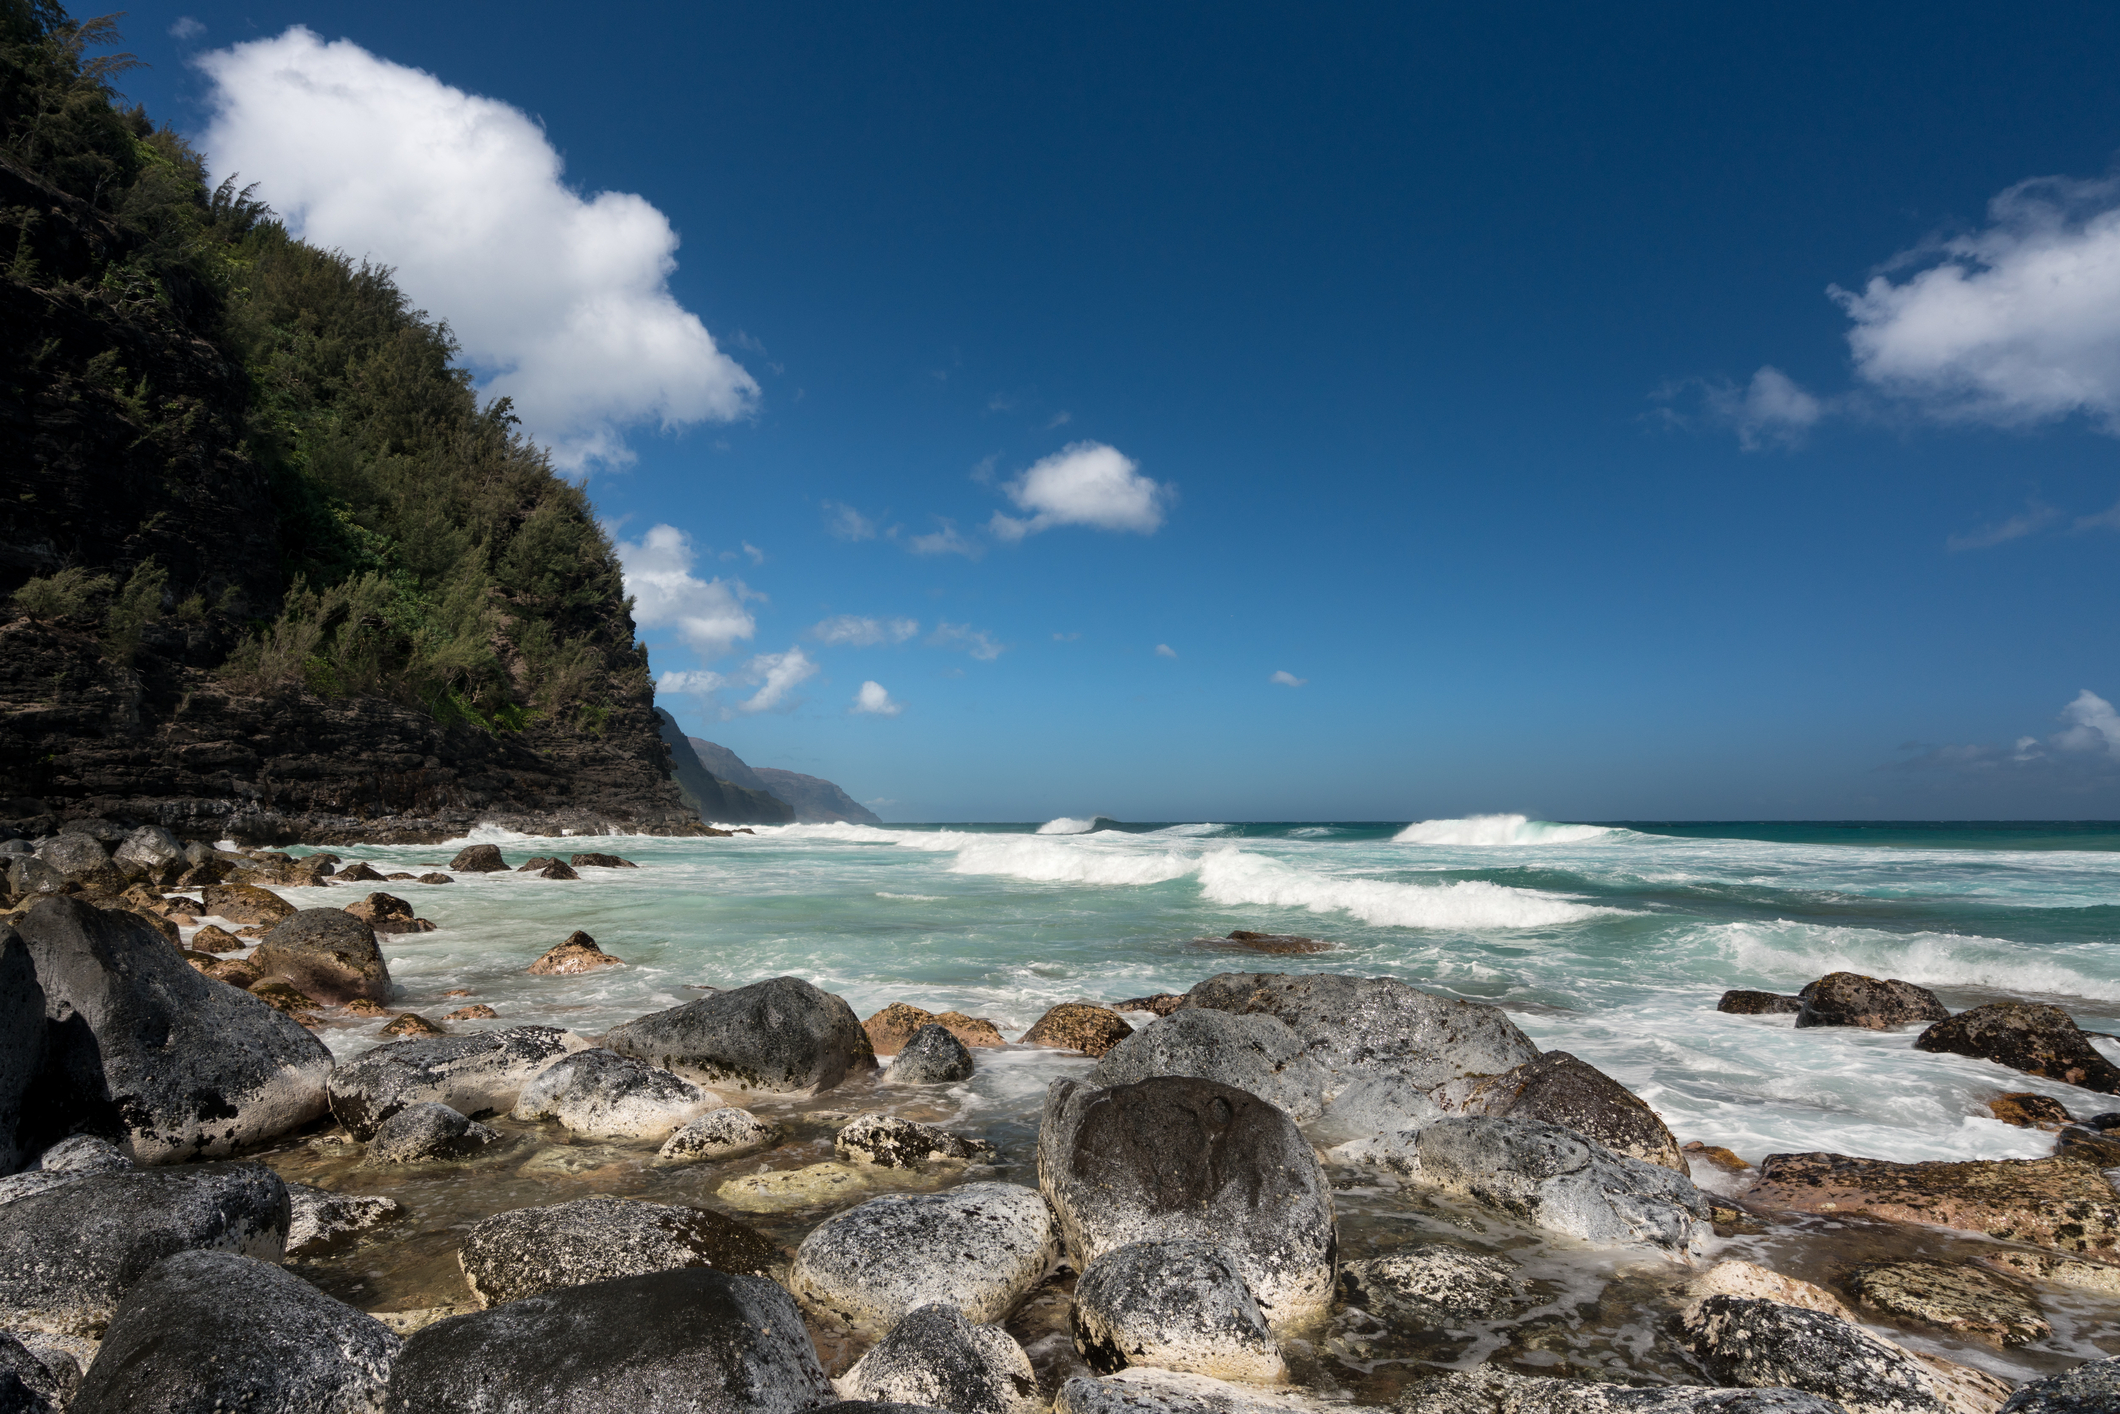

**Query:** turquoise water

left=249, top=812, right=2120, bottom=1170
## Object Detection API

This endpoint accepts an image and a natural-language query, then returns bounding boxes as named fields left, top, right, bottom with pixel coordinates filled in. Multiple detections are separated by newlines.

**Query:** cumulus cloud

left=852, top=681, right=903, bottom=716
left=1155, top=643, right=1178, bottom=658
left=1890, top=688, right=2120, bottom=773
left=170, top=16, right=205, bottom=40
left=1707, top=367, right=1824, bottom=450
left=197, top=28, right=756, bottom=470
left=824, top=502, right=876, bottom=541
left=1946, top=502, right=2060, bottom=552
left=1270, top=670, right=1306, bottom=687
left=811, top=615, right=919, bottom=646
left=930, top=623, right=1005, bottom=661
left=658, top=648, right=817, bottom=716
left=1834, top=175, right=2120, bottom=431
left=615, top=525, right=758, bottom=656
left=989, top=442, right=1168, bottom=541
left=657, top=669, right=725, bottom=695
left=2053, top=689, right=2120, bottom=757
left=902, top=518, right=981, bottom=558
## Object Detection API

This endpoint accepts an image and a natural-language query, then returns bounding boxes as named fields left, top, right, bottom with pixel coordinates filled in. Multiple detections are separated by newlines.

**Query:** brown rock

left=345, top=998, right=390, bottom=1016
left=862, top=1003, right=1006, bottom=1056
left=1990, top=1093, right=2072, bottom=1130
left=528, top=930, right=624, bottom=976
left=450, top=845, right=507, bottom=873
left=416, top=873, right=453, bottom=885
left=1460, top=1050, right=1687, bottom=1171
left=442, top=989, right=473, bottom=997
left=1112, top=994, right=1187, bottom=1018
left=163, top=896, right=204, bottom=915
left=201, top=957, right=262, bottom=989
left=119, top=883, right=168, bottom=913
left=517, top=857, right=558, bottom=872
left=445, top=1004, right=498, bottom=1021
left=250, top=980, right=320, bottom=1014
left=1749, top=1150, right=2120, bottom=1254
left=1981, top=1249, right=2120, bottom=1297
left=1795, top=972, right=1950, bottom=1030
left=334, top=862, right=385, bottom=883
left=533, top=861, right=580, bottom=880
left=1845, top=1259, right=2051, bottom=1347
left=1019, top=1002, right=1134, bottom=1058
left=932, top=1011, right=1005, bottom=1048
left=1684, top=1258, right=1858, bottom=1325
left=1208, top=929, right=1334, bottom=955
left=1683, top=1140, right=1753, bottom=1173
left=569, top=853, right=637, bottom=868
left=342, top=892, right=439, bottom=935
left=2057, top=1125, right=2120, bottom=1166
left=201, top=883, right=297, bottom=925
left=1916, top=1002, right=2120, bottom=1093
left=1717, top=989, right=1802, bottom=1015
left=383, top=873, right=417, bottom=882
left=383, top=1013, right=445, bottom=1037
left=249, top=909, right=392, bottom=1004
left=700, top=827, right=735, bottom=838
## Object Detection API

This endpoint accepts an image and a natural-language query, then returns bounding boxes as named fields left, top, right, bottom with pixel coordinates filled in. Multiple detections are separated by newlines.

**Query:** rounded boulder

left=249, top=908, right=391, bottom=1004
left=1915, top=1002, right=2120, bottom=1093
left=510, top=1048, right=715, bottom=1139
left=789, top=1182, right=1057, bottom=1336
left=458, top=1196, right=779, bottom=1306
left=1089, top=1009, right=1327, bottom=1121
left=837, top=1304, right=1041, bottom=1414
left=327, top=1025, right=586, bottom=1139
left=657, top=1107, right=785, bottom=1164
left=1070, top=1238, right=1285, bottom=1383
left=603, top=975, right=873, bottom=1095
left=889, top=1025, right=975, bottom=1085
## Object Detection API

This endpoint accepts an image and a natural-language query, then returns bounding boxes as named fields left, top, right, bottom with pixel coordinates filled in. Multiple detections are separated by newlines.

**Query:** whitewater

left=285, top=814, right=2120, bottom=1170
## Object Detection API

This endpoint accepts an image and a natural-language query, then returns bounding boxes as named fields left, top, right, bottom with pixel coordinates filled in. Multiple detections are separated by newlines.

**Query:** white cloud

left=615, top=524, right=758, bottom=657
left=930, top=623, right=1005, bottom=661
left=902, top=518, right=981, bottom=558
left=1834, top=175, right=2120, bottom=431
left=989, top=442, right=1168, bottom=541
left=196, top=28, right=756, bottom=471
left=738, top=647, right=817, bottom=713
left=2054, top=689, right=2120, bottom=758
left=1699, top=367, right=1824, bottom=450
left=1053, top=631, right=1081, bottom=642
left=170, top=16, right=205, bottom=40
left=1890, top=688, right=2120, bottom=772
left=1155, top=643, right=1178, bottom=658
left=2074, top=501, right=2120, bottom=532
left=852, top=681, right=903, bottom=716
left=1946, top=503, right=2060, bottom=552
left=1270, top=670, right=1306, bottom=687
left=824, top=502, right=877, bottom=541
left=657, top=669, right=726, bottom=695
left=740, top=542, right=765, bottom=566
left=811, top=615, right=919, bottom=646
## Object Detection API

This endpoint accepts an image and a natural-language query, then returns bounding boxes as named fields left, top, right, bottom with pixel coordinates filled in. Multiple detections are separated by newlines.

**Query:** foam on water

left=1395, top=813, right=1621, bottom=846
left=1035, top=816, right=1098, bottom=834
left=1711, top=919, right=2120, bottom=1003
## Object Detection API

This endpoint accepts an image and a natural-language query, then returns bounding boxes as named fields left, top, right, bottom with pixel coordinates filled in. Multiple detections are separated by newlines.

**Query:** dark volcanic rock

left=2000, top=1355, right=2120, bottom=1413
left=838, top=1304, right=1041, bottom=1414
left=1717, top=990, right=1803, bottom=1016
left=1038, top=1076, right=1335, bottom=1330
left=788, top=1183, right=1056, bottom=1336
left=1684, top=1294, right=1949, bottom=1412
left=1088, top=1008, right=1328, bottom=1121
left=889, top=1024, right=975, bottom=1085
left=1070, top=1238, right=1284, bottom=1382
left=1208, top=930, right=1333, bottom=955
left=0, top=928, right=42, bottom=1176
left=570, top=852, right=636, bottom=868
left=458, top=1196, right=778, bottom=1306
left=0, top=1162, right=289, bottom=1336
left=834, top=1113, right=996, bottom=1169
left=1748, top=1150, right=2120, bottom=1255
left=449, top=845, right=506, bottom=872
left=12, top=897, right=331, bottom=1162
left=1793, top=972, right=1949, bottom=1030
left=603, top=976, right=872, bottom=1094
left=248, top=908, right=391, bottom=1004
left=380, top=1268, right=832, bottom=1414
left=534, top=859, right=581, bottom=880
left=1458, top=1050, right=1686, bottom=1171
left=333, top=861, right=385, bottom=883
left=327, top=1025, right=581, bottom=1139
left=1916, top=1002, right=2120, bottom=1093
left=0, top=1331, right=69, bottom=1413
left=199, top=883, right=295, bottom=925
left=70, top=1250, right=399, bottom=1414
left=1397, top=1366, right=1850, bottom=1412
left=527, top=930, right=625, bottom=975
left=1991, top=1093, right=2073, bottom=1129
left=366, top=1103, right=502, bottom=1164
left=1019, top=1002, right=1134, bottom=1058
left=343, top=892, right=435, bottom=935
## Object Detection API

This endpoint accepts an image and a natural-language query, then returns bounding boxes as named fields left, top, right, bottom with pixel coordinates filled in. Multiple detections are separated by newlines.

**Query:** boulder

left=0, top=1330, right=70, bottom=1413
left=835, top=1113, right=997, bottom=1169
left=788, top=1182, right=1057, bottom=1335
left=570, top=853, right=637, bottom=868
left=603, top=976, right=874, bottom=1094
left=865, top=1003, right=1007, bottom=1055
left=1309, top=1073, right=1444, bottom=1145
left=528, top=930, right=625, bottom=975
left=109, top=825, right=183, bottom=883
left=444, top=1004, right=497, bottom=1020
left=1020, top=1002, right=1134, bottom=1058
left=1038, top=1077, right=1336, bottom=1331
left=1999, top=1356, right=2120, bottom=1413
left=1684, top=1294, right=1953, bottom=1413
left=517, top=856, right=559, bottom=872
left=5, top=856, right=65, bottom=898
left=1915, top=1003, right=2120, bottom=1093
left=1794, top=972, right=1950, bottom=1030
left=2056, top=1123, right=2120, bottom=1166
left=327, top=1025, right=586, bottom=1138
left=199, top=883, right=295, bottom=925
left=1337, top=1244, right=1521, bottom=1325
left=718, top=1162, right=874, bottom=1214
left=658, top=1107, right=785, bottom=1164
left=1345, top=1117, right=1710, bottom=1255
left=34, top=835, right=120, bottom=891
left=333, top=862, right=385, bottom=883
left=12, top=898, right=332, bottom=1163
left=1398, top=1366, right=1852, bottom=1413
left=0, top=1162, right=289, bottom=1336
left=1089, top=1009, right=1328, bottom=1121
left=1113, top=995, right=1188, bottom=1019
left=1070, top=1238, right=1284, bottom=1382
left=1053, top=1369, right=1332, bottom=1413
left=342, top=892, right=436, bottom=935
left=416, top=873, right=452, bottom=885
left=509, top=1048, right=715, bottom=1139
left=1989, top=1093, right=2072, bottom=1130
left=379, top=1268, right=833, bottom=1414
left=0, top=928, right=41, bottom=1176
left=286, top=1183, right=403, bottom=1256
left=889, top=1024, right=975, bottom=1084
left=188, top=922, right=243, bottom=953
left=1215, top=930, right=1334, bottom=955
left=1716, top=990, right=1804, bottom=1016
left=1845, top=1259, right=2051, bottom=1347
left=365, top=1103, right=503, bottom=1164
left=1748, top=1150, right=2120, bottom=1255
left=248, top=908, right=391, bottom=1004
left=458, top=1196, right=779, bottom=1305
left=1455, top=1051, right=1686, bottom=1171
left=1683, top=1259, right=1858, bottom=1325
left=69, top=1250, right=399, bottom=1414
left=381, top=1012, right=443, bottom=1036
left=1982, top=1250, right=2120, bottom=1297
left=837, top=1303, right=1041, bottom=1414
left=448, top=844, right=507, bottom=872
left=535, top=860, right=582, bottom=880
left=0, top=1135, right=134, bottom=1206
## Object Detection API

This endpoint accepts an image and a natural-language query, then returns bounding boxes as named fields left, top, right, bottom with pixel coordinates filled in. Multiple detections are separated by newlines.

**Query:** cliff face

left=656, top=713, right=793, bottom=826
left=687, top=735, right=882, bottom=826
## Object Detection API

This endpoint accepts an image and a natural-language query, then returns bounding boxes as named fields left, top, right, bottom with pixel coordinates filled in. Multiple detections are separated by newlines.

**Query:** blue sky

left=126, top=3, right=2120, bottom=820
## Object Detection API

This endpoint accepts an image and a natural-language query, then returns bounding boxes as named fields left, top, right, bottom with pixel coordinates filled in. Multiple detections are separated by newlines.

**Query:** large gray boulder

left=457, top=1196, right=780, bottom=1306
left=789, top=1182, right=1057, bottom=1336
left=0, top=928, right=43, bottom=1176
left=2001, top=1355, right=2120, bottom=1413
left=12, top=898, right=332, bottom=1163
left=0, top=1135, right=133, bottom=1205
left=888, top=1024, right=975, bottom=1085
left=1053, top=1369, right=1330, bottom=1412
left=0, top=1162, right=289, bottom=1336
left=1090, top=1010, right=1329, bottom=1121
left=836, top=1303, right=1041, bottom=1414
left=248, top=908, right=391, bottom=1005
left=509, top=1048, right=715, bottom=1139
left=379, top=1268, right=833, bottom=1414
left=365, top=1103, right=504, bottom=1164
left=1038, top=1077, right=1336, bottom=1332
left=1070, top=1239, right=1284, bottom=1383
left=1340, top=1117, right=1708, bottom=1254
left=70, top=1251, right=399, bottom=1414
left=1398, top=1366, right=1853, bottom=1412
left=1685, top=1295, right=1951, bottom=1413
left=1455, top=1052, right=1686, bottom=1171
left=656, top=1107, right=785, bottom=1164
left=110, top=826, right=183, bottom=883
left=0, top=1331, right=69, bottom=1414
left=33, top=835, right=119, bottom=891
left=604, top=976, right=873, bottom=1095
left=327, top=1026, right=586, bottom=1139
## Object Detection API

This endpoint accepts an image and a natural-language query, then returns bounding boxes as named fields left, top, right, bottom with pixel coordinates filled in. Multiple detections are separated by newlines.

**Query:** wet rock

left=510, top=1047, right=714, bottom=1140
left=70, top=1250, right=399, bottom=1414
left=0, top=1135, right=134, bottom=1205
left=2055, top=1124, right=2120, bottom=1165
left=1310, top=1073, right=1445, bottom=1145
left=1071, top=1238, right=1285, bottom=1382
left=1999, top=1355, right=2120, bottom=1413
left=458, top=1196, right=778, bottom=1305
left=251, top=980, right=321, bottom=1015
left=285, top=1183, right=403, bottom=1255
left=0, top=929, right=39, bottom=1176
left=188, top=922, right=243, bottom=952
left=198, top=955, right=262, bottom=988
left=13, top=897, right=332, bottom=1163
left=199, top=883, right=295, bottom=925
left=604, top=975, right=874, bottom=1095
left=534, top=860, right=581, bottom=880
left=1039, top=1077, right=1335, bottom=1331
left=381, top=1011, right=443, bottom=1036
left=366, top=1103, right=502, bottom=1164
left=1455, top=1050, right=1686, bottom=1171
left=249, top=907, right=391, bottom=1004
left=110, top=826, right=183, bottom=883
left=570, top=853, right=637, bottom=868
left=1683, top=1141, right=1754, bottom=1174
left=890, top=1024, right=976, bottom=1084
left=444, top=1003, right=496, bottom=1020
left=658, top=1107, right=785, bottom=1163
left=1112, top=995, right=1187, bottom=1018
left=333, top=862, right=386, bottom=883
left=789, top=1182, right=1057, bottom=1335
left=1337, top=1244, right=1520, bottom=1325
left=0, top=1162, right=289, bottom=1336
left=415, top=872, right=452, bottom=885
left=1684, top=1294, right=1953, bottom=1413
left=342, top=996, right=388, bottom=1015
left=1846, top=1259, right=2051, bottom=1347
left=528, top=930, right=625, bottom=975
left=342, top=892, right=435, bottom=935
left=1090, top=1009, right=1328, bottom=1121
left=1794, top=972, right=1950, bottom=1031
left=517, top=856, right=558, bottom=871
left=1053, top=1368, right=1331, bottom=1413
left=1916, top=1003, right=2120, bottom=1093
left=1982, top=1250, right=2120, bottom=1296
left=1683, top=1260, right=1858, bottom=1324
left=1209, top=931, right=1333, bottom=955
left=837, top=1303, right=1042, bottom=1414
left=448, top=844, right=506, bottom=872
left=327, top=1025, right=586, bottom=1138
left=1748, top=1150, right=2120, bottom=1255
left=379, top=1268, right=833, bottom=1413
left=718, top=1162, right=872, bottom=1213
left=34, top=835, right=120, bottom=891
left=1020, top=1002, right=1134, bottom=1058
left=0, top=1330, right=70, bottom=1413
left=835, top=1113, right=997, bottom=1169
left=864, top=1003, right=1006, bottom=1055
left=1398, top=1366, right=1850, bottom=1413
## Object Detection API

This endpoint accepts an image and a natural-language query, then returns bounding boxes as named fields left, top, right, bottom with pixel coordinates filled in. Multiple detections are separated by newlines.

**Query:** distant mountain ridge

left=687, top=737, right=883, bottom=825
left=654, top=712, right=791, bottom=825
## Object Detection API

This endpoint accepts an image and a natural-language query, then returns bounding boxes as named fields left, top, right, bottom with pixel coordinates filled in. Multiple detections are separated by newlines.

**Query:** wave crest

left=1395, top=813, right=1616, bottom=847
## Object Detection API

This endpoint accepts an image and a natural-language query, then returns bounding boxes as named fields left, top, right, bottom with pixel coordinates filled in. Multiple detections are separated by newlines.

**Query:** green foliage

left=11, top=564, right=112, bottom=618
left=101, top=556, right=165, bottom=662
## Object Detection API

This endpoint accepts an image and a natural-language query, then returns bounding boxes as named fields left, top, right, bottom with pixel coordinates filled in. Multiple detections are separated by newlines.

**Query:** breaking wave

left=1395, top=813, right=1619, bottom=847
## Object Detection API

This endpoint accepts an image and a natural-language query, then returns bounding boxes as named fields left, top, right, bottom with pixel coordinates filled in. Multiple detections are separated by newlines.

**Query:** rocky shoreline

left=0, top=827, right=2116, bottom=1412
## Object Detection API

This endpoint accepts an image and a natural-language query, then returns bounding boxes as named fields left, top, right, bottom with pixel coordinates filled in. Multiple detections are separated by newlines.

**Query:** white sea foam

left=1710, top=920, right=2120, bottom=1003
left=1394, top=813, right=1617, bottom=846
left=1036, top=817, right=1098, bottom=834
left=875, top=892, right=945, bottom=900
left=947, top=835, right=1198, bottom=886
left=1194, top=849, right=1613, bottom=929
